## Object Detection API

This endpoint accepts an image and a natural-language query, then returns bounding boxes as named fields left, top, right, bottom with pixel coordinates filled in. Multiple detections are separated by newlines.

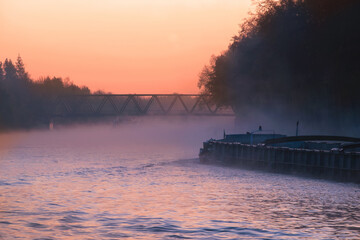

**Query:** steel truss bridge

left=53, top=94, right=234, bottom=117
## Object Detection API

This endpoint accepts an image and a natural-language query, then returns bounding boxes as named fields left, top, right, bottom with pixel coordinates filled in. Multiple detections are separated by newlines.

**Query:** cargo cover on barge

left=200, top=132, right=360, bottom=183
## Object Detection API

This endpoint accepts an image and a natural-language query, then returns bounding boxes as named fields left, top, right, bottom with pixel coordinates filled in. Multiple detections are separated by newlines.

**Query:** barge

left=200, top=132, right=360, bottom=183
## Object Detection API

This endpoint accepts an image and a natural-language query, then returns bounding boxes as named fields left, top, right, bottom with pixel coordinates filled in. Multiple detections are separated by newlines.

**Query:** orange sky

left=0, top=0, right=253, bottom=93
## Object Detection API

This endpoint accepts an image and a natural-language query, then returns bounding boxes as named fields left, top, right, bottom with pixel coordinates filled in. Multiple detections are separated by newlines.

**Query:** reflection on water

left=0, top=122, right=359, bottom=239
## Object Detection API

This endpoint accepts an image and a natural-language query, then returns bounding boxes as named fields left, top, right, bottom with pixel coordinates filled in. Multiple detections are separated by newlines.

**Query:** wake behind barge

left=200, top=133, right=360, bottom=183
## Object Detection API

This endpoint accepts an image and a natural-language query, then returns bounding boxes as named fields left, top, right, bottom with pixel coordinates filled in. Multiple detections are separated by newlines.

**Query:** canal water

left=0, top=119, right=359, bottom=239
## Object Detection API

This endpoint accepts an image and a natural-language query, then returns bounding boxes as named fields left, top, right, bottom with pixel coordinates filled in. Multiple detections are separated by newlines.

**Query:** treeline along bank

left=0, top=56, right=94, bottom=130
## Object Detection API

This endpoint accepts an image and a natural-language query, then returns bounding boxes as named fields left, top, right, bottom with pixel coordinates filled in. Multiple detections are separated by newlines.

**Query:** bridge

left=53, top=94, right=234, bottom=117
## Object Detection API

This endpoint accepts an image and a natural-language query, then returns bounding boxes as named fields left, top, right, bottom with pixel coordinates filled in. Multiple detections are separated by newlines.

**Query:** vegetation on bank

left=198, top=0, right=360, bottom=134
left=0, top=56, right=92, bottom=130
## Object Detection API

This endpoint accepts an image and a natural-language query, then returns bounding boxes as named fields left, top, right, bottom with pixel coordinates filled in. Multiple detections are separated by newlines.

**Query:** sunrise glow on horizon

left=0, top=0, right=253, bottom=93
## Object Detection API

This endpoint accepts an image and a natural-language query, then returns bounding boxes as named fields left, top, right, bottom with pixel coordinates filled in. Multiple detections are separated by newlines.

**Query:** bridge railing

left=53, top=94, right=234, bottom=117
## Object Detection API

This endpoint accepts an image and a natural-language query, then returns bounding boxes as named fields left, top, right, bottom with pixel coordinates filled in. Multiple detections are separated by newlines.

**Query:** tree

left=0, top=62, right=3, bottom=82
left=15, top=55, right=29, bottom=82
left=198, top=0, right=360, bottom=135
left=3, top=59, right=17, bottom=83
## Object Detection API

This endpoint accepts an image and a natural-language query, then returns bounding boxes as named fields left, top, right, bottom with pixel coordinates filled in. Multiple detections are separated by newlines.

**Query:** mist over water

left=0, top=118, right=359, bottom=239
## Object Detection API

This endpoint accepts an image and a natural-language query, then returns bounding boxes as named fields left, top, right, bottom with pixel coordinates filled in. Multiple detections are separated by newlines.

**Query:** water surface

left=0, top=121, right=359, bottom=239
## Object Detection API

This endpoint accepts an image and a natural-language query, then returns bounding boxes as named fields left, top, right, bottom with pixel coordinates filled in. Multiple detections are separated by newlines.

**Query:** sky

left=0, top=0, right=253, bottom=93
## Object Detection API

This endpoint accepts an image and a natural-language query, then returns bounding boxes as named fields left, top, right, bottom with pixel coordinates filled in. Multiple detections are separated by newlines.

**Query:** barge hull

left=201, top=141, right=360, bottom=183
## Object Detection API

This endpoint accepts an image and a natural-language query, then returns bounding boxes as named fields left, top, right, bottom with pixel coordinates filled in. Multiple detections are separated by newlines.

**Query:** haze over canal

left=0, top=118, right=359, bottom=239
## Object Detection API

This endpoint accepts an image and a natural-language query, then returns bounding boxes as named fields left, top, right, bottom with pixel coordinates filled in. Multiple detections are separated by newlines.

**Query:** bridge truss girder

left=53, top=94, right=234, bottom=117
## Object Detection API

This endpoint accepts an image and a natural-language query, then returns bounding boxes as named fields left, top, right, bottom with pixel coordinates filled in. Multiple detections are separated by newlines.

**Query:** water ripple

left=27, top=222, right=48, bottom=229
left=59, top=215, right=85, bottom=223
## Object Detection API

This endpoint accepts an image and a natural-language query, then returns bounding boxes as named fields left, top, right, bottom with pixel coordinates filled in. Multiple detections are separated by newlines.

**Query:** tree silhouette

left=15, top=55, right=30, bottom=82
left=0, top=57, right=94, bottom=130
left=0, top=62, right=3, bottom=82
left=199, top=0, right=360, bottom=135
left=4, top=59, right=17, bottom=83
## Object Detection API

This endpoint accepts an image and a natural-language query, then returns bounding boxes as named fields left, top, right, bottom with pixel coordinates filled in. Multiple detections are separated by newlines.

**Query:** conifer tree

left=4, top=59, right=17, bottom=82
left=0, top=62, right=3, bottom=82
left=15, top=55, right=29, bottom=81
